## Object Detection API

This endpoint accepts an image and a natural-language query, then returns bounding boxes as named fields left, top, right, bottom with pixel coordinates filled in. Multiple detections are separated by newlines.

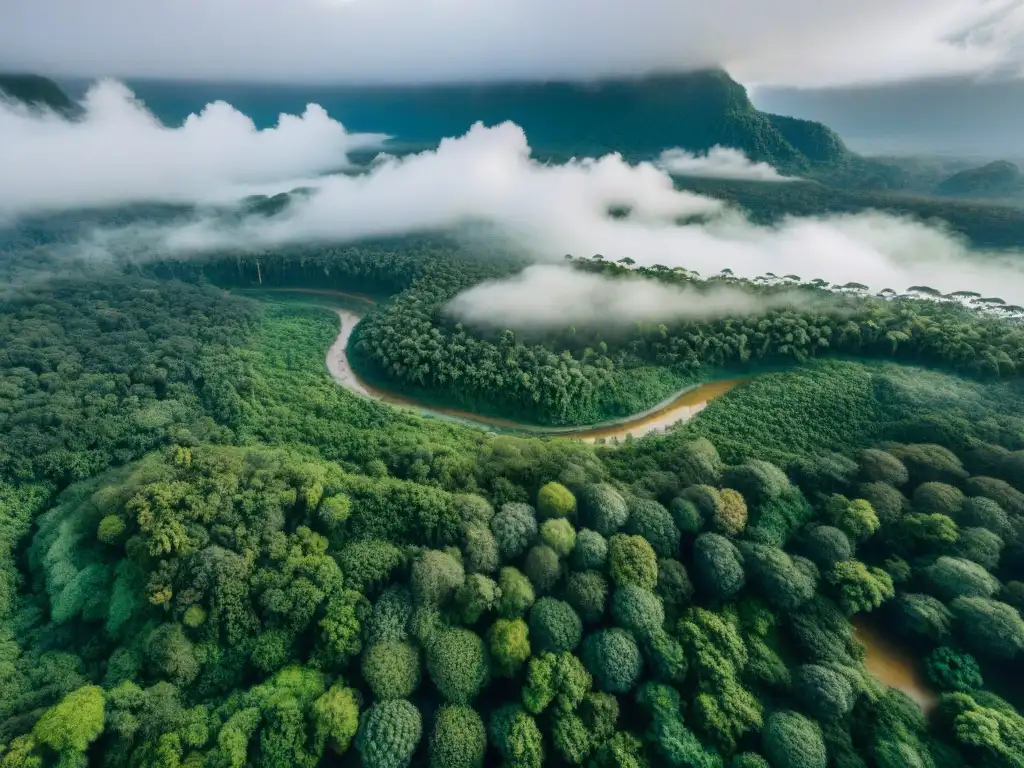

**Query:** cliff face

left=0, top=74, right=73, bottom=112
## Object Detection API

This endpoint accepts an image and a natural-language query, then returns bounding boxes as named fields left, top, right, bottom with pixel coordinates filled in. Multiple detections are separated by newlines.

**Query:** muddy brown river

left=305, top=292, right=744, bottom=440
left=854, top=618, right=939, bottom=713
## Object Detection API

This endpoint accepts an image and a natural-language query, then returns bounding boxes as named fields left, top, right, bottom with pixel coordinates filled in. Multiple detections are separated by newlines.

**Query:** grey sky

left=1, top=0, right=1023, bottom=86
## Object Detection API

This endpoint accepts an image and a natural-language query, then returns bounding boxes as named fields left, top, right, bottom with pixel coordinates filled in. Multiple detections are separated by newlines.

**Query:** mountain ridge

left=104, top=69, right=853, bottom=174
left=0, top=69, right=974, bottom=194
left=936, top=160, right=1023, bottom=198
left=0, top=73, right=73, bottom=112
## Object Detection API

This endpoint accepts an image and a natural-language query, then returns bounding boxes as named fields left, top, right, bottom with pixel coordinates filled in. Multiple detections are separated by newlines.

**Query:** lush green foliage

left=362, top=641, right=421, bottom=700
left=581, top=628, right=643, bottom=694
left=356, top=699, right=422, bottom=768
left=347, top=254, right=1024, bottom=426
left=429, top=705, right=487, bottom=768
left=762, top=711, right=827, bottom=768
left=924, top=646, right=983, bottom=692
left=2, top=248, right=1024, bottom=768
left=528, top=598, right=583, bottom=654
left=427, top=628, right=489, bottom=704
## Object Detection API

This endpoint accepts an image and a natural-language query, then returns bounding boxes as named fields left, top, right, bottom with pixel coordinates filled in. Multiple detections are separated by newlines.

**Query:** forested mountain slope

left=936, top=161, right=1024, bottom=199
left=0, top=74, right=72, bottom=112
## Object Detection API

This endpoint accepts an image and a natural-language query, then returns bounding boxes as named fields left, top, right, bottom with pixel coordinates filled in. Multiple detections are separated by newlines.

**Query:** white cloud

left=138, top=120, right=725, bottom=252
left=0, top=79, right=386, bottom=217
left=657, top=147, right=794, bottom=181
left=446, top=265, right=814, bottom=329
left=0, top=0, right=1023, bottom=87
left=10, top=83, right=1024, bottom=304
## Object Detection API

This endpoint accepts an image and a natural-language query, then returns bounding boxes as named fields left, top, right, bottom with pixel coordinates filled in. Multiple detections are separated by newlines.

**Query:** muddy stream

left=252, top=287, right=745, bottom=440
left=854, top=618, right=939, bottom=713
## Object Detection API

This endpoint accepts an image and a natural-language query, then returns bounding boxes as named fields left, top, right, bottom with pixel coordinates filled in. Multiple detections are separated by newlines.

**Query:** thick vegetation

left=1, top=235, right=1024, bottom=766
left=350, top=256, right=1024, bottom=426
left=149, top=242, right=1024, bottom=427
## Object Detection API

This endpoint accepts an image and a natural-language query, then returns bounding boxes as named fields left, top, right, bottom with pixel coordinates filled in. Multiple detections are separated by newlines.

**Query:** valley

left=1, top=68, right=1023, bottom=768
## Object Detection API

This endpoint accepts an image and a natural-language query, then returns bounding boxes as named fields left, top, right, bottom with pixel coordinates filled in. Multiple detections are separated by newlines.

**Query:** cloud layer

left=1, top=0, right=1023, bottom=87
left=0, top=79, right=385, bottom=217
left=7, top=82, right=1024, bottom=305
left=657, top=147, right=793, bottom=181
left=138, top=128, right=1024, bottom=304
left=447, top=265, right=814, bottom=329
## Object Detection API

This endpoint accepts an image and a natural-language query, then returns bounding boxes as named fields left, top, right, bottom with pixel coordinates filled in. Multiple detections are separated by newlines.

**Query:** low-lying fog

left=446, top=265, right=819, bottom=329
left=3, top=81, right=1024, bottom=304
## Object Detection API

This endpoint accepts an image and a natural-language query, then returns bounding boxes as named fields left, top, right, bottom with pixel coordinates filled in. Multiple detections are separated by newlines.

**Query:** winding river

left=259, top=288, right=744, bottom=440
left=854, top=618, right=939, bottom=713
left=327, top=307, right=745, bottom=440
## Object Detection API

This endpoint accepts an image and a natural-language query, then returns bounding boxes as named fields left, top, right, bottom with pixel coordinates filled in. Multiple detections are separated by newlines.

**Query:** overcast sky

left=1, top=0, right=1023, bottom=87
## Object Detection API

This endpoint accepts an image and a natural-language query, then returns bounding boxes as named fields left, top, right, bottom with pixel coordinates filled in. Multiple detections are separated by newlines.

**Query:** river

left=854, top=618, right=939, bottom=713
left=314, top=299, right=744, bottom=440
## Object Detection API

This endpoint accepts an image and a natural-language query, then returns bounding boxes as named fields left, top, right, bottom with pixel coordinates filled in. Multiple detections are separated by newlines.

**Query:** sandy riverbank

left=326, top=309, right=375, bottom=398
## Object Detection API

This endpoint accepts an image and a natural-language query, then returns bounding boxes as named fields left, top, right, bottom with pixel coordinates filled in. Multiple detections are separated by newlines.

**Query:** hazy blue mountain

left=71, top=69, right=852, bottom=173
left=936, top=160, right=1023, bottom=199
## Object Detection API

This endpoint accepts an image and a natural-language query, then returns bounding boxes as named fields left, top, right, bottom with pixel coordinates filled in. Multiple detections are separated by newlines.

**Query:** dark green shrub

left=528, top=598, right=582, bottom=653
left=611, top=584, right=665, bottom=639
left=362, top=641, right=421, bottom=700
left=923, top=646, right=983, bottom=692
left=426, top=629, right=488, bottom=703
left=570, top=529, right=607, bottom=571
left=356, top=700, right=423, bottom=768
left=693, top=533, right=745, bottom=601
left=565, top=570, right=608, bottom=624
left=579, top=484, right=628, bottom=537
left=624, top=497, right=680, bottom=557
left=762, top=711, right=826, bottom=768
left=491, top=503, right=538, bottom=559
left=581, top=628, right=643, bottom=694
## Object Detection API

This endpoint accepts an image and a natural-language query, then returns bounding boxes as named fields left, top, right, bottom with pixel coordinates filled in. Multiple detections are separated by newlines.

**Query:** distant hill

left=0, top=74, right=73, bottom=112
left=357, top=69, right=854, bottom=174
left=676, top=176, right=1024, bottom=249
left=133, top=69, right=851, bottom=175
left=936, top=160, right=1024, bottom=198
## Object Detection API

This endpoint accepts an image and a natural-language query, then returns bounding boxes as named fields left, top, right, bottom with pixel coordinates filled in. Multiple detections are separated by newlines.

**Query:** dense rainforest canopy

left=149, top=240, right=1024, bottom=426
left=2, top=228, right=1024, bottom=768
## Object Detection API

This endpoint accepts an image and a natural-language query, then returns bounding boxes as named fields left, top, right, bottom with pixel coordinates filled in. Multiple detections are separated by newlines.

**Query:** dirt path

left=323, top=304, right=743, bottom=440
